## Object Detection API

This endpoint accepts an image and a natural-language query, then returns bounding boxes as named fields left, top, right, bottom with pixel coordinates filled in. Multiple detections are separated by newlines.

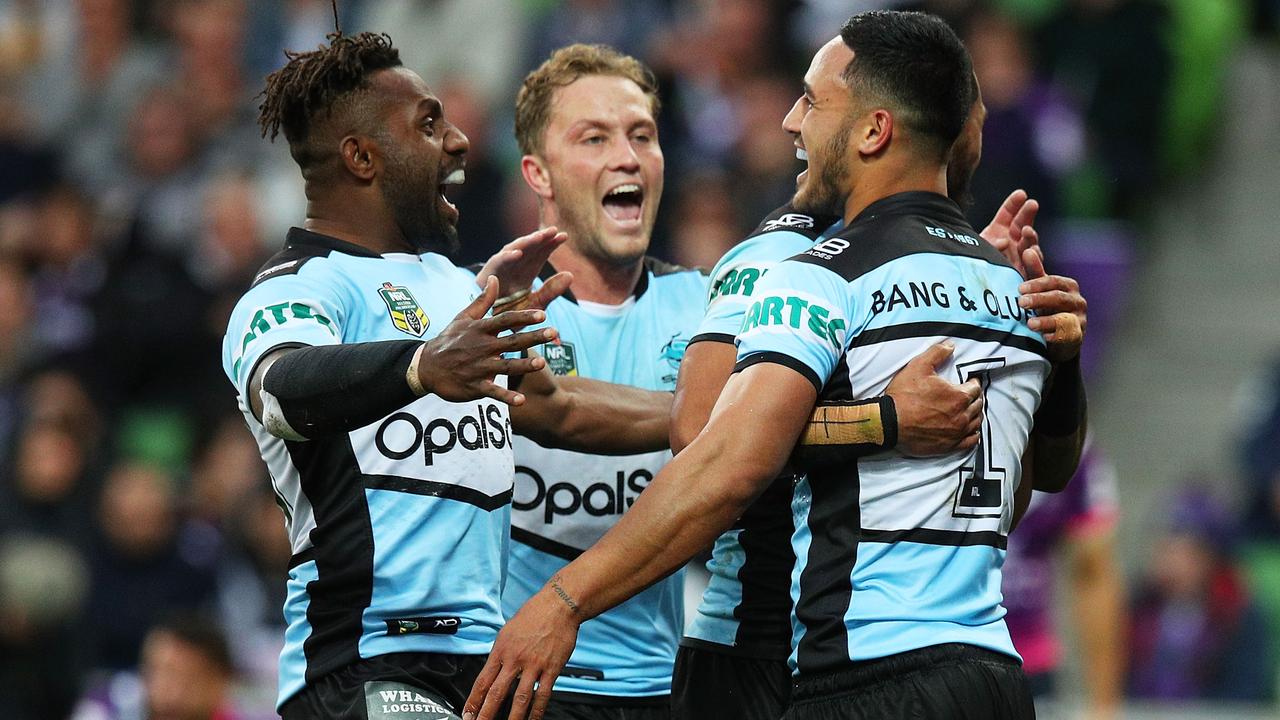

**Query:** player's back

left=735, top=192, right=1050, bottom=676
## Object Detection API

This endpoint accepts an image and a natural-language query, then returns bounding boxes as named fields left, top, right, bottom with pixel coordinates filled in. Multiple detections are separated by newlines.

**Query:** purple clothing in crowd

left=1002, top=441, right=1118, bottom=675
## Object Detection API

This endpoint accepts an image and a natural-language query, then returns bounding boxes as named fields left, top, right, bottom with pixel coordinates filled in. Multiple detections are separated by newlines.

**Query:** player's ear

left=340, top=135, right=379, bottom=182
left=521, top=155, right=554, bottom=200
left=857, top=109, right=893, bottom=157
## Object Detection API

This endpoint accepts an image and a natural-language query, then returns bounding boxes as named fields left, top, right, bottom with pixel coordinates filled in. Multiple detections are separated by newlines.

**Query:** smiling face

left=782, top=37, right=856, bottom=217
left=371, top=67, right=470, bottom=254
left=532, top=74, right=663, bottom=267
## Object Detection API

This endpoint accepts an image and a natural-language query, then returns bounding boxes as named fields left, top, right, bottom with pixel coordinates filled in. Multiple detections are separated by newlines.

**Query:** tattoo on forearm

left=549, top=574, right=579, bottom=614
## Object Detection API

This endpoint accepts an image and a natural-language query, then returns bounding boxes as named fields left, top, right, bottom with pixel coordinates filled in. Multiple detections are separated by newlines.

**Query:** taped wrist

left=1033, top=354, right=1086, bottom=437
left=791, top=396, right=898, bottom=470
left=260, top=340, right=422, bottom=439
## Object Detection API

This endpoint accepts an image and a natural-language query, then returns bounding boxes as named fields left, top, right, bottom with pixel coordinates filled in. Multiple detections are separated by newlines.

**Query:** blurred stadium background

left=1, top=0, right=1278, bottom=718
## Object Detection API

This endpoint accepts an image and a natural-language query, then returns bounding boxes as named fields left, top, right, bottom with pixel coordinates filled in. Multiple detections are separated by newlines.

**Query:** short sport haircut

left=838, top=11, right=974, bottom=158
left=515, top=43, right=661, bottom=157
left=257, top=32, right=402, bottom=170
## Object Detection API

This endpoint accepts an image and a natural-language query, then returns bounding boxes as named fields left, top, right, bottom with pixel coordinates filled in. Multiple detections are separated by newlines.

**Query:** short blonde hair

left=515, top=43, right=661, bottom=157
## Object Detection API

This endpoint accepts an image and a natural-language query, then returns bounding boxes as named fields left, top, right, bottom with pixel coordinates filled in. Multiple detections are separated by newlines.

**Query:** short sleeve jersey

left=683, top=204, right=841, bottom=660
left=503, top=258, right=708, bottom=699
left=733, top=192, right=1051, bottom=675
left=222, top=229, right=515, bottom=708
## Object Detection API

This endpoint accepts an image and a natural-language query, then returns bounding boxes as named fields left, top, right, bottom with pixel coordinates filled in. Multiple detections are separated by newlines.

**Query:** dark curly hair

left=257, top=32, right=402, bottom=168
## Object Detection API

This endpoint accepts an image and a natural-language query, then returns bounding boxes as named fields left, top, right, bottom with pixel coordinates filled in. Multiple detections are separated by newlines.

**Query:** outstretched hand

left=475, top=226, right=574, bottom=311
left=980, top=189, right=1040, bottom=278
left=417, top=277, right=559, bottom=406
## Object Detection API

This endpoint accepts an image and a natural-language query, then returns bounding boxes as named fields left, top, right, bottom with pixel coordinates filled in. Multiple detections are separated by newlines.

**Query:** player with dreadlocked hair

left=223, top=30, right=674, bottom=720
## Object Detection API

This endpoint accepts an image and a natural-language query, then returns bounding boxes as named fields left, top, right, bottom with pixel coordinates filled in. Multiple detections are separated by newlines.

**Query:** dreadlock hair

left=258, top=32, right=402, bottom=172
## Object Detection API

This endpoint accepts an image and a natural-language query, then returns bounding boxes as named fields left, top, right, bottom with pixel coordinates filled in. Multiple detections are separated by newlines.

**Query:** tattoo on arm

left=549, top=574, right=580, bottom=615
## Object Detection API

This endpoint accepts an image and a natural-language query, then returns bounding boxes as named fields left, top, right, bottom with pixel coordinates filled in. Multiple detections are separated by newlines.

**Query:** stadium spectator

left=84, top=461, right=219, bottom=672
left=1128, top=487, right=1276, bottom=702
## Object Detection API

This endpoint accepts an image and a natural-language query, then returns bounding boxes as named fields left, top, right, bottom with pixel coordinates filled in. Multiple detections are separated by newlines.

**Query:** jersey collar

left=285, top=227, right=382, bottom=258
left=537, top=257, right=656, bottom=305
left=852, top=191, right=967, bottom=226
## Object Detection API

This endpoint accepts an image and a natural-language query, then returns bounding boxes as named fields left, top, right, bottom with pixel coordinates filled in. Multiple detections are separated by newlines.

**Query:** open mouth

left=795, top=147, right=809, bottom=185
left=439, top=168, right=464, bottom=220
left=602, top=183, right=644, bottom=224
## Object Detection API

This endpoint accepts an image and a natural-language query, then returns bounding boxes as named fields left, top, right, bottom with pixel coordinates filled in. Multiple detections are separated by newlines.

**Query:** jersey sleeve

left=733, top=258, right=854, bottom=393
left=223, top=273, right=348, bottom=396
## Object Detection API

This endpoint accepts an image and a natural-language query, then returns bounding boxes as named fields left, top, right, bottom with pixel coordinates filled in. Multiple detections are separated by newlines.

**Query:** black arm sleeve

left=261, top=340, right=422, bottom=439
left=1033, top=354, right=1086, bottom=437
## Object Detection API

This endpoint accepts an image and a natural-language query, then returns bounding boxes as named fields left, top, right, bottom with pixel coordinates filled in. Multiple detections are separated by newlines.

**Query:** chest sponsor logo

left=544, top=341, right=578, bottom=376
left=741, top=294, right=847, bottom=351
left=378, top=282, right=430, bottom=337
left=513, top=465, right=652, bottom=524
left=762, top=212, right=815, bottom=232
left=374, top=405, right=511, bottom=466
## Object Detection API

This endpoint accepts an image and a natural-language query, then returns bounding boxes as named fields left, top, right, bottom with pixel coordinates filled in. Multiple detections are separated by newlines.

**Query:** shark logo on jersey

left=659, top=333, right=688, bottom=385
left=378, top=282, right=430, bottom=337
left=544, top=341, right=578, bottom=376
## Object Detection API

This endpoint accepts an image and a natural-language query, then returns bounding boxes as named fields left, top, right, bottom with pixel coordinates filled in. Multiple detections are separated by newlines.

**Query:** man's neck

left=842, top=163, right=948, bottom=224
left=547, top=244, right=644, bottom=306
left=303, top=196, right=413, bottom=255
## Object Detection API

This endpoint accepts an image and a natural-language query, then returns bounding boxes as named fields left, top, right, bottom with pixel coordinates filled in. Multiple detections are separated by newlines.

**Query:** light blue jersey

left=222, top=229, right=515, bottom=708
left=733, top=193, right=1050, bottom=676
left=503, top=258, right=707, bottom=699
left=683, top=205, right=841, bottom=660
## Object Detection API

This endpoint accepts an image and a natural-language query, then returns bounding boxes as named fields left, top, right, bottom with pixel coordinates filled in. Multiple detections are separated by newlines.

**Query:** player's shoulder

left=788, top=191, right=1013, bottom=282
left=641, top=256, right=709, bottom=295
left=249, top=227, right=376, bottom=289
left=747, top=203, right=841, bottom=242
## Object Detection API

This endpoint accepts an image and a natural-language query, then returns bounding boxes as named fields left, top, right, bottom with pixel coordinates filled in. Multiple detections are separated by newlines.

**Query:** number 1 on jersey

left=953, top=358, right=1007, bottom=519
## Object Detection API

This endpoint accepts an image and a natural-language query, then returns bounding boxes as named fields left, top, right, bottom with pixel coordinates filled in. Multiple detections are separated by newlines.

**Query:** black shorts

left=279, top=652, right=509, bottom=720
left=671, top=643, right=792, bottom=720
left=783, top=644, right=1035, bottom=720
left=541, top=694, right=670, bottom=720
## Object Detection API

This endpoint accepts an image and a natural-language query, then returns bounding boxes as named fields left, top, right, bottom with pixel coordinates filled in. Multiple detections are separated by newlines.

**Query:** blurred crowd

left=0, top=0, right=1276, bottom=718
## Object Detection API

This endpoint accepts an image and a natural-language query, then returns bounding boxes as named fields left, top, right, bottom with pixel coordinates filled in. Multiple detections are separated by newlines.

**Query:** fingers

left=961, top=377, right=982, bottom=403
left=905, top=340, right=955, bottom=372
left=1019, top=289, right=1084, bottom=316
left=506, top=671, right=539, bottom=720
left=479, top=665, right=521, bottom=720
left=464, top=658, right=503, bottom=720
left=1009, top=197, right=1039, bottom=242
left=463, top=276, right=501, bottom=320
left=531, top=271, right=573, bottom=310
left=1045, top=311, right=1083, bottom=346
left=1019, top=244, right=1047, bottom=282
left=499, top=328, right=557, bottom=355
left=483, top=308, right=548, bottom=333
left=991, top=189, right=1028, bottom=230
left=529, top=682, right=554, bottom=720
left=478, top=380, right=526, bottom=407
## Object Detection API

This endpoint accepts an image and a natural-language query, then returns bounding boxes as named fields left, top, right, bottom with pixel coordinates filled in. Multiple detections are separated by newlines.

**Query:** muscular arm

left=1028, top=354, right=1087, bottom=492
left=249, top=280, right=552, bottom=440
left=467, top=364, right=815, bottom=720
left=510, top=357, right=672, bottom=455
left=672, top=340, right=982, bottom=459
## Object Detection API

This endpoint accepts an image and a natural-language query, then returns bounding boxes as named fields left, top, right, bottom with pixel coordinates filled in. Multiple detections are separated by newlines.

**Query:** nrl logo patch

left=544, top=341, right=578, bottom=376
left=378, top=282, right=430, bottom=337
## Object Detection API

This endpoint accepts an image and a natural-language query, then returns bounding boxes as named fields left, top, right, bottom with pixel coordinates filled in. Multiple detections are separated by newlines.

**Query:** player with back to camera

left=223, top=31, right=676, bottom=720
left=468, top=11, right=1086, bottom=720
